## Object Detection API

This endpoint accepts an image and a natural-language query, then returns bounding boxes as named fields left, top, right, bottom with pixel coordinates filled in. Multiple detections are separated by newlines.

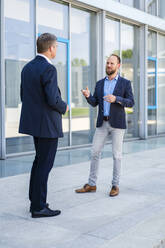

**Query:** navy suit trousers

left=29, top=137, right=58, bottom=211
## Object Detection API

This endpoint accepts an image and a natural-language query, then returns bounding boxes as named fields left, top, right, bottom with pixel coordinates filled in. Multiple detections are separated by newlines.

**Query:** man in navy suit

left=75, top=54, right=134, bottom=197
left=19, top=33, right=69, bottom=218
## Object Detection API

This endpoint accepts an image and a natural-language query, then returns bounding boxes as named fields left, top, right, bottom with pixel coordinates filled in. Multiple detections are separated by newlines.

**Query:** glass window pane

left=148, top=60, right=156, bottom=106
left=5, top=0, right=34, bottom=60
left=148, top=30, right=157, bottom=57
left=148, top=109, right=157, bottom=135
left=120, top=0, right=134, bottom=7
left=121, top=22, right=140, bottom=138
left=120, top=0, right=142, bottom=9
left=71, top=8, right=96, bottom=145
left=147, top=30, right=157, bottom=136
left=105, top=17, right=120, bottom=59
left=5, top=0, right=35, bottom=154
left=158, top=34, right=165, bottom=133
left=147, top=0, right=157, bottom=16
left=158, top=0, right=165, bottom=19
left=37, top=0, right=68, bottom=39
left=52, top=42, right=69, bottom=147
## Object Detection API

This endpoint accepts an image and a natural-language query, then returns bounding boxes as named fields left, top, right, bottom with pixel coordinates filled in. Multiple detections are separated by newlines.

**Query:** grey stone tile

left=56, top=234, right=106, bottom=248
left=98, top=235, right=159, bottom=248
left=88, top=200, right=165, bottom=240
left=0, top=213, right=80, bottom=248
left=124, top=209, right=165, bottom=240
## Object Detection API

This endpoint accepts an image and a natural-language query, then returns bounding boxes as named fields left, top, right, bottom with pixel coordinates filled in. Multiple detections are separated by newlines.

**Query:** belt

left=103, top=116, right=109, bottom=121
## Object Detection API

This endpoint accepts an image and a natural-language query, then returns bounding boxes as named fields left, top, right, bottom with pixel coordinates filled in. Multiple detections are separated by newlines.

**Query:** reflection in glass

left=52, top=42, right=69, bottom=147
left=158, top=0, right=165, bottom=19
left=37, top=0, right=69, bottom=147
left=105, top=17, right=120, bottom=59
left=148, top=60, right=156, bottom=106
left=71, top=8, right=96, bottom=145
left=5, top=0, right=34, bottom=60
left=37, top=0, right=68, bottom=38
left=147, top=0, right=157, bottom=16
left=148, top=109, right=157, bottom=135
left=120, top=0, right=141, bottom=9
left=148, top=30, right=157, bottom=57
left=157, top=34, right=165, bottom=133
left=5, top=0, right=35, bottom=154
left=121, top=22, right=139, bottom=138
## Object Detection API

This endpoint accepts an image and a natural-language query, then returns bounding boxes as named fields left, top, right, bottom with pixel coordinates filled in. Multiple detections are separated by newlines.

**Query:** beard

left=106, top=68, right=116, bottom=75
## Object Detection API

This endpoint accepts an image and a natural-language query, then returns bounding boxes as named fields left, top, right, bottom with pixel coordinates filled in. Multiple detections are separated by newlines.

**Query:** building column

left=139, top=24, right=148, bottom=139
left=0, top=0, right=6, bottom=159
left=96, top=10, right=105, bottom=80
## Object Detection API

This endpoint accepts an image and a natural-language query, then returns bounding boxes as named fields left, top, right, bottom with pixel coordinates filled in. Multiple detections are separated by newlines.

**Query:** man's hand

left=66, top=105, right=69, bottom=113
left=103, top=94, right=116, bottom=103
left=81, top=86, right=90, bottom=98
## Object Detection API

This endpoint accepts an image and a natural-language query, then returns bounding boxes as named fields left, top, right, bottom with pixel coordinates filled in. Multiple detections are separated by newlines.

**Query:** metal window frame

left=139, top=24, right=148, bottom=139
left=147, top=56, right=158, bottom=110
left=0, top=0, right=6, bottom=159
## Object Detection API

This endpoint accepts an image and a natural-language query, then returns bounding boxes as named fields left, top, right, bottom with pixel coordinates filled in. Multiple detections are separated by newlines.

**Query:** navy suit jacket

left=87, top=76, right=134, bottom=129
left=19, top=55, right=67, bottom=138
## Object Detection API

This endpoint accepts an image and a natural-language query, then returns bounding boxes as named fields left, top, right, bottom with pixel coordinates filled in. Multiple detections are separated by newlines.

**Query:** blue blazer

left=87, top=76, right=134, bottom=129
left=19, top=56, right=67, bottom=138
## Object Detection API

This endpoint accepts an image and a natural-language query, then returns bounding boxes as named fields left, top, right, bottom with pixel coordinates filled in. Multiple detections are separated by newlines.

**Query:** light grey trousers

left=88, top=121, right=125, bottom=187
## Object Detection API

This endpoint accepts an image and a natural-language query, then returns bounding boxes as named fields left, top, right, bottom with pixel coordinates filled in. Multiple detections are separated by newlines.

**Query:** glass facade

left=157, top=34, right=165, bottom=133
left=71, top=8, right=95, bottom=146
left=147, top=30, right=157, bottom=136
left=37, top=0, right=68, bottom=39
left=0, top=0, right=165, bottom=158
left=158, top=0, right=165, bottom=19
left=5, top=0, right=35, bottom=153
left=105, top=19, right=140, bottom=138
left=112, top=0, right=142, bottom=10
left=147, top=0, right=157, bottom=15
left=121, top=22, right=139, bottom=138
left=37, top=0, right=69, bottom=147
left=105, top=17, right=120, bottom=58
left=120, top=0, right=141, bottom=9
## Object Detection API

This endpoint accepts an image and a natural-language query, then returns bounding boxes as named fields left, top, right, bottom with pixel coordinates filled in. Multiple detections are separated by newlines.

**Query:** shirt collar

left=105, top=74, right=119, bottom=81
left=37, top=54, right=53, bottom=65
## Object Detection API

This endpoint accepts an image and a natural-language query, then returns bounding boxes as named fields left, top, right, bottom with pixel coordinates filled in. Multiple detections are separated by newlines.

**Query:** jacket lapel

left=113, top=76, right=121, bottom=95
left=101, top=78, right=106, bottom=98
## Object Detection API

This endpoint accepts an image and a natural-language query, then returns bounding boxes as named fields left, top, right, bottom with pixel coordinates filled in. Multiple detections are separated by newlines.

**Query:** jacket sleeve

left=42, top=65, right=67, bottom=114
left=116, top=80, right=134, bottom=107
left=86, top=84, right=99, bottom=107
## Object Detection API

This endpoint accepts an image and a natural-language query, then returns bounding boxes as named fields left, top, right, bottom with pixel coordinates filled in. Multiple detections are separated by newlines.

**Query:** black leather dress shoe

left=32, top=207, right=61, bottom=218
left=30, top=203, right=49, bottom=213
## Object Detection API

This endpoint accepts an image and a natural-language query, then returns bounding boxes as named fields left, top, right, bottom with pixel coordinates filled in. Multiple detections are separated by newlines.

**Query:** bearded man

left=75, top=54, right=134, bottom=197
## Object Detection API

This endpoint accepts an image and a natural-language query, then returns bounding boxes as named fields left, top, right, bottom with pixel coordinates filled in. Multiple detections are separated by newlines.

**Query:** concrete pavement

left=0, top=146, right=165, bottom=248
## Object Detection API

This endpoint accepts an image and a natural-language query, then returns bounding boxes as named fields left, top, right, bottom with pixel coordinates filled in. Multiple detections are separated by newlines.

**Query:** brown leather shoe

left=75, top=184, right=96, bottom=193
left=109, top=186, right=119, bottom=197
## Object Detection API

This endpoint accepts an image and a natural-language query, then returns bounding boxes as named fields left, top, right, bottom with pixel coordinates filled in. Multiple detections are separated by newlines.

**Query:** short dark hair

left=37, top=33, right=57, bottom=53
left=110, top=54, right=121, bottom=64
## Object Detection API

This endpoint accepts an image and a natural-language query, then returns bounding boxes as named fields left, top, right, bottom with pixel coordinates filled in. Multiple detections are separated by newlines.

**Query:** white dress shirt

left=37, top=53, right=53, bottom=65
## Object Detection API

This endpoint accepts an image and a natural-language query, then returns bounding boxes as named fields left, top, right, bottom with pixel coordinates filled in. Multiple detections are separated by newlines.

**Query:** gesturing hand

left=81, top=86, right=90, bottom=98
left=103, top=94, right=116, bottom=103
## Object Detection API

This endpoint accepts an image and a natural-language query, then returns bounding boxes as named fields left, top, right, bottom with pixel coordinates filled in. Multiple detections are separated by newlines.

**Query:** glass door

left=53, top=38, right=70, bottom=147
left=147, top=57, right=157, bottom=136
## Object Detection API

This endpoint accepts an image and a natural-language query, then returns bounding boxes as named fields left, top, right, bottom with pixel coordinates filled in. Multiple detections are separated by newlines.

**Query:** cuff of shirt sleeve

left=116, top=96, right=123, bottom=103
